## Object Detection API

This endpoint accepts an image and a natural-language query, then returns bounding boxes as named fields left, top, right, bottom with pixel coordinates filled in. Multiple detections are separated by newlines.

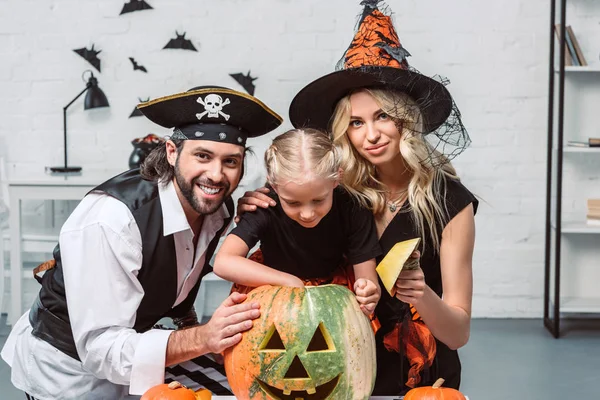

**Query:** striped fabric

left=24, top=355, right=232, bottom=398
left=165, top=354, right=232, bottom=396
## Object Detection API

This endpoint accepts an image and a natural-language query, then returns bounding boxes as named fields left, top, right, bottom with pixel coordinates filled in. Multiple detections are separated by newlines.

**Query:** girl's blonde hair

left=265, top=128, right=341, bottom=187
left=331, top=88, right=458, bottom=252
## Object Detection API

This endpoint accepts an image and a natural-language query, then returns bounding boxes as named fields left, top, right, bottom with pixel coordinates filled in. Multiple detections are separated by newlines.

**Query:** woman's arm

left=214, top=234, right=304, bottom=288
left=395, top=204, right=475, bottom=350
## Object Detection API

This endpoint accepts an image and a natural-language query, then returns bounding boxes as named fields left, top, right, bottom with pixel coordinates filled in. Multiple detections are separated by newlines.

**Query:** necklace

left=388, top=201, right=400, bottom=213
left=386, top=189, right=408, bottom=213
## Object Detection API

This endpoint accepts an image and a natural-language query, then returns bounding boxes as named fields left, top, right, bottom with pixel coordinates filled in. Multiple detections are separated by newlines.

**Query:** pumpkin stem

left=432, top=378, right=445, bottom=389
left=168, top=381, right=184, bottom=390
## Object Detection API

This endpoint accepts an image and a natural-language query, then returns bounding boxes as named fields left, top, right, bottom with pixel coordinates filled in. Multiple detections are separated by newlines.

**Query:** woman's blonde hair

left=265, top=128, right=341, bottom=187
left=331, top=88, right=458, bottom=252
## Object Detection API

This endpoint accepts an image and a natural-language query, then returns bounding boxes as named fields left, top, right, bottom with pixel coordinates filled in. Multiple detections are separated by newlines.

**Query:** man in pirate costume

left=1, top=86, right=282, bottom=399
left=240, top=0, right=476, bottom=396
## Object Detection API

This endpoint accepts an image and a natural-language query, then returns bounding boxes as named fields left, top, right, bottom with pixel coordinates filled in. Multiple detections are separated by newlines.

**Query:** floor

left=0, top=316, right=598, bottom=399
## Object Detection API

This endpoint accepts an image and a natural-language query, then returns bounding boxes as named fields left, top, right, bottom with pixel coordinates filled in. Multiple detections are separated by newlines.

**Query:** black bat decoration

left=129, top=57, right=148, bottom=73
left=73, top=45, right=102, bottom=72
left=162, top=32, right=198, bottom=52
left=120, top=0, right=153, bottom=15
left=129, top=98, right=149, bottom=118
left=374, top=30, right=396, bottom=46
left=229, top=71, right=257, bottom=95
left=374, top=42, right=411, bottom=64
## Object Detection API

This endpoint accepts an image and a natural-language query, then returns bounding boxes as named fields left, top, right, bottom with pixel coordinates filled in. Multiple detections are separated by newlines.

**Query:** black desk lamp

left=50, top=70, right=109, bottom=173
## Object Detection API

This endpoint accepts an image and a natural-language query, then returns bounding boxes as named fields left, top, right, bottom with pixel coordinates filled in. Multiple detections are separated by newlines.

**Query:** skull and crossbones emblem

left=196, top=94, right=230, bottom=121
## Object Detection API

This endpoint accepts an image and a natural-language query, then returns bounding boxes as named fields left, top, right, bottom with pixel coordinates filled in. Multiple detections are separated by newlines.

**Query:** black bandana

left=172, top=123, right=248, bottom=146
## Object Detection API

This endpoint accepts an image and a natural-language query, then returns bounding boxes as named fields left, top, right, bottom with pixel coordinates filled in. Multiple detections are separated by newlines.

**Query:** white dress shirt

left=1, top=181, right=230, bottom=399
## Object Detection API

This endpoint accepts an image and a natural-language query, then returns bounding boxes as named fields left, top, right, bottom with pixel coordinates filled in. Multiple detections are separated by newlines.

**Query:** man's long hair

left=140, top=138, right=185, bottom=183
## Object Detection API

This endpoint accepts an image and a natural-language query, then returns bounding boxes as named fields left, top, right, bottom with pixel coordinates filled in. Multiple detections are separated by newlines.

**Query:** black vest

left=29, top=169, right=234, bottom=360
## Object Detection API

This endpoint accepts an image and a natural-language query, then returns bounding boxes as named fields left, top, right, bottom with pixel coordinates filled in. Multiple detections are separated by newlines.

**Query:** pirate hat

left=138, top=86, right=282, bottom=146
left=289, top=1, right=453, bottom=134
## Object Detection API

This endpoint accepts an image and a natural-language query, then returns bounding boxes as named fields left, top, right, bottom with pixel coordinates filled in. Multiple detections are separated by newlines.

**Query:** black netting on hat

left=424, top=75, right=471, bottom=166
left=397, top=71, right=471, bottom=168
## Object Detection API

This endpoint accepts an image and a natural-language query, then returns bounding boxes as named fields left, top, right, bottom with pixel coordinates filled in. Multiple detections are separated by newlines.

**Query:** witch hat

left=289, top=1, right=453, bottom=134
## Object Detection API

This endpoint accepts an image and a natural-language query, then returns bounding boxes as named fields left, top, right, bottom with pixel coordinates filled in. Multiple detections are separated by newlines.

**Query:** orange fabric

left=33, top=259, right=57, bottom=284
left=230, top=250, right=381, bottom=333
left=343, top=9, right=408, bottom=70
left=382, top=304, right=437, bottom=388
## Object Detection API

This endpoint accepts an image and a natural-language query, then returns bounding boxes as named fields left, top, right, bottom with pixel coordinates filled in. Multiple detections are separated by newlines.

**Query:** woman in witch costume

left=237, top=1, right=477, bottom=396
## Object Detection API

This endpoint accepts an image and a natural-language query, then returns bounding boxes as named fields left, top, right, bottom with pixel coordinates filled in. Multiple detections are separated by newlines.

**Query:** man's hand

left=354, top=278, right=380, bottom=315
left=201, top=292, right=260, bottom=354
left=235, top=187, right=276, bottom=223
left=166, top=292, right=260, bottom=366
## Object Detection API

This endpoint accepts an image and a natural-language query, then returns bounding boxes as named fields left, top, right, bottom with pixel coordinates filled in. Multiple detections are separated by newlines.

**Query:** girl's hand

left=394, top=251, right=426, bottom=305
left=284, top=275, right=305, bottom=288
left=354, top=278, right=381, bottom=315
left=235, top=187, right=277, bottom=223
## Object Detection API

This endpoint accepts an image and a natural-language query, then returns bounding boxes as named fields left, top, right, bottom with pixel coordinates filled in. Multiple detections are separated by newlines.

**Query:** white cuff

left=129, top=329, right=173, bottom=395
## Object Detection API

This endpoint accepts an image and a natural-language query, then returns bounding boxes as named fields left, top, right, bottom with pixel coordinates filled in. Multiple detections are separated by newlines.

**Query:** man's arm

left=60, top=194, right=167, bottom=394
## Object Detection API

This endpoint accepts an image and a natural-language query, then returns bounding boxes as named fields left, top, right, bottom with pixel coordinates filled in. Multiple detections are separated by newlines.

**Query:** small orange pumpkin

left=404, top=378, right=466, bottom=400
left=141, top=381, right=212, bottom=400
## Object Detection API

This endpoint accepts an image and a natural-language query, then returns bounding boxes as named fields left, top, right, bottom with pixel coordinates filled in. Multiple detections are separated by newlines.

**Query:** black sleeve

left=342, top=194, right=383, bottom=265
left=442, top=177, right=479, bottom=228
left=229, top=208, right=270, bottom=250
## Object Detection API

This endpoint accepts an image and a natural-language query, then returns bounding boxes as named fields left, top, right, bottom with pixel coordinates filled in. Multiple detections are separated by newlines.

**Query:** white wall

left=1, top=0, right=598, bottom=317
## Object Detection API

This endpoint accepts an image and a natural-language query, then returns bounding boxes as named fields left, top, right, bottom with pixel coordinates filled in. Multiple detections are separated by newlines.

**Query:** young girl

left=213, top=128, right=381, bottom=315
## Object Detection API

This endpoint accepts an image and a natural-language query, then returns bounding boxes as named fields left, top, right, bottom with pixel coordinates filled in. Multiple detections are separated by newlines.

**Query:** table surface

left=7, top=168, right=124, bottom=186
left=212, top=397, right=469, bottom=399
left=211, top=398, right=402, bottom=400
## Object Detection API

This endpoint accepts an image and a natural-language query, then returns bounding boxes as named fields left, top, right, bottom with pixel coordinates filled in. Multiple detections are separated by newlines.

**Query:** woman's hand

left=354, top=278, right=380, bottom=315
left=394, top=251, right=426, bottom=305
left=235, top=187, right=277, bottom=223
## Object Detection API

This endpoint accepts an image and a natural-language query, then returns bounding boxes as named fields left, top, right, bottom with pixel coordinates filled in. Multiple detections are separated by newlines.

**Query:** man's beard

left=175, top=168, right=231, bottom=215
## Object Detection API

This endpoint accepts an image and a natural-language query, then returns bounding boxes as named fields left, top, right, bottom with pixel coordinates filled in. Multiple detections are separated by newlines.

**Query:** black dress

left=372, top=177, right=478, bottom=396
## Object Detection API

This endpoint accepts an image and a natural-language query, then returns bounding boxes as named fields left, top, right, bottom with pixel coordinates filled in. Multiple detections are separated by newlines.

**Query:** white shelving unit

left=544, top=1, right=600, bottom=338
left=551, top=221, right=600, bottom=234
left=559, top=297, right=600, bottom=314
left=554, top=66, right=600, bottom=73
left=562, top=146, right=600, bottom=153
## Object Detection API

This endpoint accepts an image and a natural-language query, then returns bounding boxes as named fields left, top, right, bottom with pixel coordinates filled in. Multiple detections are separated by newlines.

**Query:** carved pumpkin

left=224, top=285, right=376, bottom=400
left=141, top=381, right=212, bottom=400
left=404, top=378, right=466, bottom=400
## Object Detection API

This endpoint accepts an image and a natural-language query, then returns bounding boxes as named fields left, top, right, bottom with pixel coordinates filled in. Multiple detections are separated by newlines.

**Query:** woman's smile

left=365, top=142, right=389, bottom=155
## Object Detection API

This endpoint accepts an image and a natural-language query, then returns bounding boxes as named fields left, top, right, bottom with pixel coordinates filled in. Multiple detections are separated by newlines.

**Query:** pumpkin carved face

left=224, top=285, right=376, bottom=400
